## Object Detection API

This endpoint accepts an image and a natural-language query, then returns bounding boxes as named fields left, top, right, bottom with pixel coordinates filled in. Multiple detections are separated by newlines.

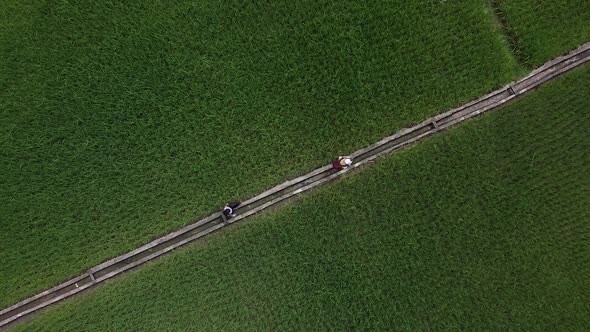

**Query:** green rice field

left=14, top=65, right=590, bottom=331
left=494, top=0, right=590, bottom=66
left=0, top=0, right=524, bottom=306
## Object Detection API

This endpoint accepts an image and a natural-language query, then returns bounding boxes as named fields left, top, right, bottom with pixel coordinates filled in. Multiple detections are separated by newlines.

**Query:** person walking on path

left=332, top=156, right=353, bottom=170
left=223, top=201, right=241, bottom=219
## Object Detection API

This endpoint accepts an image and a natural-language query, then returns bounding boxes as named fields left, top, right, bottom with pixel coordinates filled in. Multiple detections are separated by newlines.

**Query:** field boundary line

left=1, top=41, right=589, bottom=329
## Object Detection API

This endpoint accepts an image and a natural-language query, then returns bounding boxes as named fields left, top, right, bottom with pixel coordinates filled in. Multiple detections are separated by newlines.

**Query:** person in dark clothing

left=223, top=201, right=241, bottom=218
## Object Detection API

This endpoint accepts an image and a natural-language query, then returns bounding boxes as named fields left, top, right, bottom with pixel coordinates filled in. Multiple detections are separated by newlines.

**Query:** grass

left=0, top=0, right=524, bottom=306
left=13, top=65, right=590, bottom=331
left=493, top=0, right=590, bottom=66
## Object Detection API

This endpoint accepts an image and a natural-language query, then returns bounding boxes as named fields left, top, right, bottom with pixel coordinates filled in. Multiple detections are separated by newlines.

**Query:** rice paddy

left=493, top=0, right=590, bottom=66
left=0, top=0, right=524, bottom=306
left=12, top=63, right=590, bottom=331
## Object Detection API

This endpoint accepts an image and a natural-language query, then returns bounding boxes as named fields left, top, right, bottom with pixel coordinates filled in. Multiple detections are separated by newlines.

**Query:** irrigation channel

left=1, top=42, right=589, bottom=328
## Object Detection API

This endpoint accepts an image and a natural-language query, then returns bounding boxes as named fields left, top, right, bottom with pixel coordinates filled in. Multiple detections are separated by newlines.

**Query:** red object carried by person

left=332, top=159, right=343, bottom=170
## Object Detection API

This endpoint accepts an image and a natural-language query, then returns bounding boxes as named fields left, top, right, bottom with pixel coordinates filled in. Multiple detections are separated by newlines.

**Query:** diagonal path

left=1, top=41, right=589, bottom=329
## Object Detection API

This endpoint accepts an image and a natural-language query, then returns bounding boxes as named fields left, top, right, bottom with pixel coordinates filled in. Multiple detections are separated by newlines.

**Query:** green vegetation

left=0, top=0, right=523, bottom=306
left=494, top=0, right=590, bottom=66
left=15, top=66, right=590, bottom=331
